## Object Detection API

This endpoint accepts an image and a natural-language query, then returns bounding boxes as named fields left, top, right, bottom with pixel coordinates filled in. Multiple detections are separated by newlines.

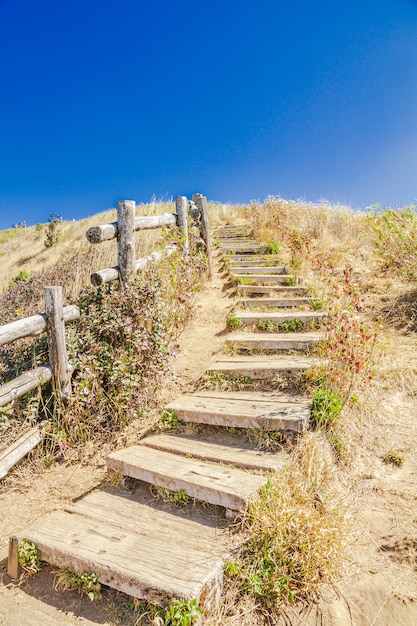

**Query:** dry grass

left=207, top=198, right=417, bottom=623
left=0, top=201, right=175, bottom=295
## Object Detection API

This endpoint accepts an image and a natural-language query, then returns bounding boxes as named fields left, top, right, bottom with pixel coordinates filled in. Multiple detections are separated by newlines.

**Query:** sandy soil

left=1, top=248, right=417, bottom=625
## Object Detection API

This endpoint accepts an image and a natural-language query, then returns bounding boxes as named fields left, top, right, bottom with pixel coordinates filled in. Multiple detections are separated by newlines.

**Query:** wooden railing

left=0, top=193, right=212, bottom=478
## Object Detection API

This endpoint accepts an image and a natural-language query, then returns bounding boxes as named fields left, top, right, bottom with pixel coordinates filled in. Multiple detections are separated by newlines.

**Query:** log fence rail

left=0, top=193, right=212, bottom=478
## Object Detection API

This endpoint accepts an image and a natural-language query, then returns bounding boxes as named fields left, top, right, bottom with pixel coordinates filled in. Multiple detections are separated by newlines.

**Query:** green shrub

left=311, top=389, right=342, bottom=428
left=227, top=314, right=243, bottom=330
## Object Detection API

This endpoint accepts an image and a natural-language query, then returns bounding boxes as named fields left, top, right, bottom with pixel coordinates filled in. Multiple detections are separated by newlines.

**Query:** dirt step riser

left=238, top=297, right=314, bottom=308
left=232, top=267, right=288, bottom=275
left=139, top=434, right=289, bottom=471
left=107, top=446, right=267, bottom=513
left=166, top=396, right=310, bottom=433
left=233, top=311, right=325, bottom=326
left=238, top=285, right=309, bottom=295
left=225, top=332, right=324, bottom=350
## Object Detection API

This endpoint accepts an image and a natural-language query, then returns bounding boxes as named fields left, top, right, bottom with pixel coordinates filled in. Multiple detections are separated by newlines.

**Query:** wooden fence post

left=44, top=286, right=72, bottom=399
left=192, top=193, right=213, bottom=279
left=175, top=196, right=189, bottom=255
left=117, top=200, right=136, bottom=285
left=8, top=535, right=19, bottom=579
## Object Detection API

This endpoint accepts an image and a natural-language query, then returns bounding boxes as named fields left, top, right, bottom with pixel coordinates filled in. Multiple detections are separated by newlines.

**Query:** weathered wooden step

left=225, top=331, right=324, bottom=350
left=234, top=274, right=299, bottom=284
left=229, top=259, right=282, bottom=267
left=238, top=284, right=308, bottom=295
left=140, top=433, right=288, bottom=471
left=221, top=245, right=266, bottom=253
left=232, top=310, right=326, bottom=326
left=218, top=237, right=253, bottom=243
left=207, top=355, right=320, bottom=379
left=232, top=266, right=287, bottom=275
left=107, top=445, right=267, bottom=513
left=238, top=297, right=314, bottom=308
left=166, top=390, right=310, bottom=432
left=12, top=490, right=225, bottom=608
left=215, top=226, right=248, bottom=233
left=227, top=254, right=281, bottom=262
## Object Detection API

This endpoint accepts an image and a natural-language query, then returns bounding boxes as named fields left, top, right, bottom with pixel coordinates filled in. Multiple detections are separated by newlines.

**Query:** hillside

left=0, top=199, right=417, bottom=625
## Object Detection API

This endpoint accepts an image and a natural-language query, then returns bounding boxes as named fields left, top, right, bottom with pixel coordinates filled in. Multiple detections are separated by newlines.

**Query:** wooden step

left=231, top=266, right=287, bottom=275
left=221, top=245, right=266, bottom=253
left=238, top=297, right=313, bottom=308
left=226, top=331, right=324, bottom=350
left=217, top=234, right=253, bottom=244
left=229, top=259, right=283, bottom=267
left=207, top=355, right=320, bottom=379
left=107, top=446, right=267, bottom=513
left=166, top=390, right=311, bottom=432
left=12, top=490, right=226, bottom=609
left=234, top=274, right=299, bottom=284
left=232, top=310, right=326, bottom=326
left=140, top=433, right=288, bottom=471
left=238, top=284, right=308, bottom=295
left=226, top=254, right=281, bottom=262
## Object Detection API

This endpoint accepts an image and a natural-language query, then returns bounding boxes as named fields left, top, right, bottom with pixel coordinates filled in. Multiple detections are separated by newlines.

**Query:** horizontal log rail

left=0, top=305, right=80, bottom=348
left=0, top=193, right=211, bottom=479
left=0, top=366, right=53, bottom=408
left=86, top=213, right=177, bottom=244
left=0, top=424, right=45, bottom=479
left=90, top=244, right=177, bottom=287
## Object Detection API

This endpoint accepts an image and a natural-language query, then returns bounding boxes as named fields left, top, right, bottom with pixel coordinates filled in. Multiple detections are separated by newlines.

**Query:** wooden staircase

left=8, top=224, right=325, bottom=619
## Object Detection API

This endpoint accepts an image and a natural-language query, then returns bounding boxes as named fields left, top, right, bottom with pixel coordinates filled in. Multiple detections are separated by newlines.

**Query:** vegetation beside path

left=1, top=199, right=417, bottom=624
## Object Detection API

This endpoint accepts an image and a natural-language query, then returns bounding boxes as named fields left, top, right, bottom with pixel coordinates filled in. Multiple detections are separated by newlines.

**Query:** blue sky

left=1, top=0, right=417, bottom=229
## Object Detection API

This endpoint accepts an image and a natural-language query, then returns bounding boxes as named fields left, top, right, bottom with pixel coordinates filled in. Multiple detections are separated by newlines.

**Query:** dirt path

left=0, top=248, right=237, bottom=625
left=1, top=245, right=417, bottom=625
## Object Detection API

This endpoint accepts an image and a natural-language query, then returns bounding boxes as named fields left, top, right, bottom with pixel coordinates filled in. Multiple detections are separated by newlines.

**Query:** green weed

left=227, top=314, right=243, bottom=330
left=18, top=539, right=42, bottom=574
left=264, top=241, right=280, bottom=255
left=157, top=409, right=181, bottom=431
left=151, top=486, right=191, bottom=506
left=54, top=568, right=102, bottom=601
left=164, top=598, right=202, bottom=625
left=311, top=299, right=324, bottom=311
left=257, top=318, right=304, bottom=333
left=310, top=389, right=342, bottom=428
left=384, top=450, right=404, bottom=466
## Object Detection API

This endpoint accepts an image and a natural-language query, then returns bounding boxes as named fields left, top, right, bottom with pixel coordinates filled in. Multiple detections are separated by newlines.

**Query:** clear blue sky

left=1, top=0, right=417, bottom=229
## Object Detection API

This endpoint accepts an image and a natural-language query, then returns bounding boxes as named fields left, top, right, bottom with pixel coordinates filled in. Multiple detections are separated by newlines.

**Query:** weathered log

left=44, top=287, right=72, bottom=398
left=175, top=196, right=189, bottom=255
left=193, top=193, right=213, bottom=280
left=86, top=213, right=177, bottom=244
left=0, top=305, right=80, bottom=348
left=117, top=200, right=136, bottom=285
left=0, top=424, right=45, bottom=480
left=90, top=245, right=177, bottom=287
left=0, top=365, right=52, bottom=407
